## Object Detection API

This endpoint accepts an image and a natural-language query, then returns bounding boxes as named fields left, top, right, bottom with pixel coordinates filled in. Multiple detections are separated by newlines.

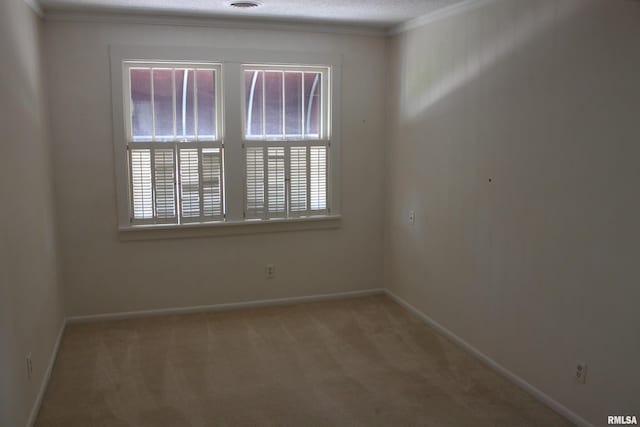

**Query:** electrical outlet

left=409, top=210, right=415, bottom=225
left=265, top=264, right=275, bottom=279
left=575, top=361, right=587, bottom=384
left=26, top=353, right=33, bottom=380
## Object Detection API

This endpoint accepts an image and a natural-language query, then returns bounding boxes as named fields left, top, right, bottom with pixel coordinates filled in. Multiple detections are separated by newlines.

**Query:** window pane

left=284, top=72, right=302, bottom=137
left=153, top=69, right=174, bottom=140
left=130, top=149, right=153, bottom=219
left=202, top=148, right=222, bottom=217
left=245, top=70, right=263, bottom=138
left=179, top=149, right=200, bottom=218
left=310, top=146, right=327, bottom=210
left=196, top=70, right=216, bottom=139
left=175, top=69, right=196, bottom=139
left=154, top=149, right=176, bottom=218
left=130, top=68, right=152, bottom=140
left=264, top=71, right=283, bottom=137
left=290, top=147, right=307, bottom=212
left=267, top=147, right=285, bottom=213
left=304, top=72, right=321, bottom=138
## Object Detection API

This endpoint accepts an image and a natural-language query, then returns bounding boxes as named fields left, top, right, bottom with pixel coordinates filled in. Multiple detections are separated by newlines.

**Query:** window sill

left=118, top=214, right=341, bottom=241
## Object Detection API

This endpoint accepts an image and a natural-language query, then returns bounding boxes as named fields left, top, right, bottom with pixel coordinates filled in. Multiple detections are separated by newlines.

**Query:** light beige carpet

left=36, top=295, right=574, bottom=426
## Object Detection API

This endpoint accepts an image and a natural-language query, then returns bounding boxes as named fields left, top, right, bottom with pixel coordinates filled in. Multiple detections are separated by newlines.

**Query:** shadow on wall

left=398, top=0, right=585, bottom=122
left=3, top=0, right=42, bottom=120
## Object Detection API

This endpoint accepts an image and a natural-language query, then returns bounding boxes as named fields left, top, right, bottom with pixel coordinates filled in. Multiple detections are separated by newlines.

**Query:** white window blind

left=125, top=63, right=223, bottom=225
left=243, top=66, right=330, bottom=219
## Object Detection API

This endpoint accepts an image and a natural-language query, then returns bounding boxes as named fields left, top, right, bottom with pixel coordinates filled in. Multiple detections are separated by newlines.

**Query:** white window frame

left=110, top=45, right=342, bottom=237
left=123, top=61, right=224, bottom=225
left=241, top=65, right=331, bottom=220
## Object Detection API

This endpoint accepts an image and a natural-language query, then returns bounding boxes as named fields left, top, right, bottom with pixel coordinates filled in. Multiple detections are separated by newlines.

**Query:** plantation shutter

left=267, top=147, right=286, bottom=214
left=243, top=145, right=327, bottom=219
left=154, top=149, right=177, bottom=219
left=310, top=146, right=327, bottom=211
left=289, top=147, right=307, bottom=212
left=202, top=148, right=223, bottom=217
left=245, top=147, right=265, bottom=217
left=130, top=149, right=153, bottom=220
left=179, top=148, right=200, bottom=219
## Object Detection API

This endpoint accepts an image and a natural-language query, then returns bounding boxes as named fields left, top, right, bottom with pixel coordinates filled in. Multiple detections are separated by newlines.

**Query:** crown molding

left=29, top=0, right=492, bottom=37
left=43, top=8, right=389, bottom=37
left=37, top=0, right=488, bottom=38
left=388, top=0, right=492, bottom=36
left=23, top=0, right=44, bottom=17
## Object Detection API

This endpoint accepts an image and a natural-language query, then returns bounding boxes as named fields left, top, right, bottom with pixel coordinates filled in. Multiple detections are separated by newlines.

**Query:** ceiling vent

left=229, top=1, right=261, bottom=8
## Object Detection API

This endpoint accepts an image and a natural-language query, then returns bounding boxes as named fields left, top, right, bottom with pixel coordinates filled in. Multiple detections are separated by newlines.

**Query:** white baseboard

left=384, top=289, right=594, bottom=427
left=26, top=319, right=66, bottom=427
left=66, top=288, right=385, bottom=323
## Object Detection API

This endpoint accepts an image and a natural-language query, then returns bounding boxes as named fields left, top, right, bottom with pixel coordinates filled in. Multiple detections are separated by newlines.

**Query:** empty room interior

left=1, top=0, right=639, bottom=425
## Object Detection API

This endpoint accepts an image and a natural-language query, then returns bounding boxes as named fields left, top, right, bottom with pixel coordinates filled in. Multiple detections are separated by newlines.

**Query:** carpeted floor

left=36, top=295, right=574, bottom=426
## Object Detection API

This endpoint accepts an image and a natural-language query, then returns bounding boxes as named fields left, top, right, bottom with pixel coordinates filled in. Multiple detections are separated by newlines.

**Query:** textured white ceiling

left=39, top=0, right=469, bottom=28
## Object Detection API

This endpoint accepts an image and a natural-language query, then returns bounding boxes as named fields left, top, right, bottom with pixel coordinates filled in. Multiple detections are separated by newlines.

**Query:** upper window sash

left=241, top=65, right=330, bottom=142
left=123, top=61, right=223, bottom=144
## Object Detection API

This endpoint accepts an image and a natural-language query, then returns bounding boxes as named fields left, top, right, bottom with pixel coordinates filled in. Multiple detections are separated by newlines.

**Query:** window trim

left=118, top=214, right=342, bottom=241
left=110, top=45, right=342, bottom=237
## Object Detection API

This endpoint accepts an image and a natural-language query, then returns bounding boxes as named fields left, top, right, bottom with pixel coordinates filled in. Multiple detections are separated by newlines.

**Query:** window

left=242, top=66, right=330, bottom=219
left=111, top=46, right=341, bottom=234
left=124, top=62, right=223, bottom=225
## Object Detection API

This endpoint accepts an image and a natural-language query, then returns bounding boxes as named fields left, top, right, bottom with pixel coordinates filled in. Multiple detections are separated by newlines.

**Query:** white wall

left=44, top=20, right=387, bottom=316
left=385, top=0, right=640, bottom=424
left=0, top=0, right=65, bottom=425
